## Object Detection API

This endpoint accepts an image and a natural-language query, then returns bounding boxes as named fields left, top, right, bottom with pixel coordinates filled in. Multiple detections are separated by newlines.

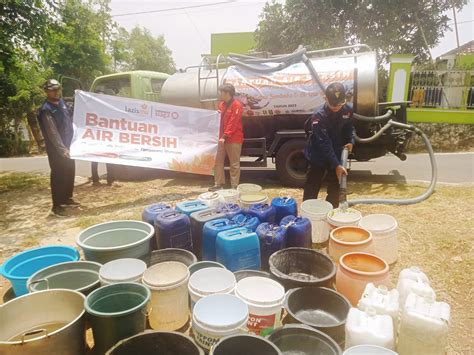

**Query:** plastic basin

left=267, top=325, right=341, bottom=355
left=76, top=220, right=154, bottom=264
left=269, top=248, right=336, bottom=290
left=27, top=261, right=101, bottom=295
left=0, top=246, right=80, bottom=297
left=106, top=331, right=204, bottom=355
left=285, top=287, right=350, bottom=345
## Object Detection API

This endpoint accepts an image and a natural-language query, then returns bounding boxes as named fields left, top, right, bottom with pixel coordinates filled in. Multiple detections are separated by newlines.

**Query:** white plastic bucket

left=188, top=267, right=236, bottom=310
left=198, top=192, right=225, bottom=208
left=192, top=293, right=248, bottom=351
left=239, top=193, right=268, bottom=209
left=359, top=214, right=398, bottom=264
left=142, top=261, right=190, bottom=331
left=217, top=189, right=240, bottom=204
left=327, top=208, right=362, bottom=229
left=237, top=183, right=262, bottom=194
left=300, top=199, right=333, bottom=243
left=235, top=276, right=285, bottom=335
left=343, top=345, right=397, bottom=355
left=99, top=258, right=147, bottom=285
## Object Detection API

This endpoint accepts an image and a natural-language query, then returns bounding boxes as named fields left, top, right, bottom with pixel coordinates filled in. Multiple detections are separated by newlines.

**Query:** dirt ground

left=0, top=171, right=472, bottom=354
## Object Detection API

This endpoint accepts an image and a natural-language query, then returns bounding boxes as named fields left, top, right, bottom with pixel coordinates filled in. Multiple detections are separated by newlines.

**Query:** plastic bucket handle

left=21, top=328, right=48, bottom=344
left=278, top=191, right=293, bottom=202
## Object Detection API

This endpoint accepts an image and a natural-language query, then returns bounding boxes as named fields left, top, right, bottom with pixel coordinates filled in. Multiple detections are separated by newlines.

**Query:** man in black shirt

left=38, top=79, right=79, bottom=216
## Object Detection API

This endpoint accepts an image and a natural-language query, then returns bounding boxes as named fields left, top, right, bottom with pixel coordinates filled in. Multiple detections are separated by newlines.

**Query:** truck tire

left=275, top=139, right=308, bottom=187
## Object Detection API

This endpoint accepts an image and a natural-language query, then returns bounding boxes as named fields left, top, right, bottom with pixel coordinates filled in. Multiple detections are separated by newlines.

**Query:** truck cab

left=89, top=71, right=170, bottom=102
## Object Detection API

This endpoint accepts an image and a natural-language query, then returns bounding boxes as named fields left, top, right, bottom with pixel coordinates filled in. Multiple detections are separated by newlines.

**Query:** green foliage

left=111, top=26, right=176, bottom=74
left=42, top=0, right=112, bottom=88
left=256, top=0, right=468, bottom=63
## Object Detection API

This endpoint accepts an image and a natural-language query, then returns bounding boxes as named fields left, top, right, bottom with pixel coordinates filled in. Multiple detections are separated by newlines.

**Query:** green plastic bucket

left=85, top=283, right=151, bottom=354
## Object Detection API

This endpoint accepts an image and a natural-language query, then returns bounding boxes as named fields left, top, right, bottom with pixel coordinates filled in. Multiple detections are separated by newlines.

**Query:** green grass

left=0, top=172, right=48, bottom=193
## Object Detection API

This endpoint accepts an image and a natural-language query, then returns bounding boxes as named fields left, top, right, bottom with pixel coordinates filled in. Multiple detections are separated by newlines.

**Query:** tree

left=112, top=26, right=175, bottom=74
left=255, top=0, right=468, bottom=62
left=42, top=0, right=112, bottom=88
left=0, top=1, right=56, bottom=71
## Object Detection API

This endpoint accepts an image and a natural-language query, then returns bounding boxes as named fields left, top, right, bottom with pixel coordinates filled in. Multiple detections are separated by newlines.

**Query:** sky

left=110, top=0, right=474, bottom=69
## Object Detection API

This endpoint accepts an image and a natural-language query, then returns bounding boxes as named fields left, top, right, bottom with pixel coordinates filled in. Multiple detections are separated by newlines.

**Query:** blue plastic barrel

left=216, top=227, right=261, bottom=272
left=216, top=203, right=243, bottom=219
left=246, top=203, right=276, bottom=224
left=190, top=208, right=227, bottom=260
left=280, top=215, right=312, bottom=248
left=231, top=214, right=260, bottom=232
left=256, top=223, right=287, bottom=270
left=0, top=246, right=80, bottom=296
left=141, top=203, right=172, bottom=226
left=202, top=218, right=240, bottom=261
left=176, top=200, right=208, bottom=216
left=155, top=210, right=193, bottom=251
left=271, top=196, right=298, bottom=224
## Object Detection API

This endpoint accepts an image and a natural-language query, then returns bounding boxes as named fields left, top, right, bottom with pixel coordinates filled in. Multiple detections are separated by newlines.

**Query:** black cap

left=219, top=83, right=236, bottom=97
left=325, top=82, right=346, bottom=106
left=43, top=79, right=61, bottom=90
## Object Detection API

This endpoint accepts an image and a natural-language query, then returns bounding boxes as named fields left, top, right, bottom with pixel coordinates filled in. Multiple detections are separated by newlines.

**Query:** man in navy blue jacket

left=303, top=82, right=355, bottom=207
left=38, top=79, right=78, bottom=216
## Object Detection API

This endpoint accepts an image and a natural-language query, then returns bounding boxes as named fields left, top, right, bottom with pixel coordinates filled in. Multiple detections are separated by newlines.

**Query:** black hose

left=352, top=110, right=393, bottom=122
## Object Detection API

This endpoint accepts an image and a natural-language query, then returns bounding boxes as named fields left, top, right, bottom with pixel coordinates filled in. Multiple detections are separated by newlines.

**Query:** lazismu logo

left=125, top=103, right=149, bottom=116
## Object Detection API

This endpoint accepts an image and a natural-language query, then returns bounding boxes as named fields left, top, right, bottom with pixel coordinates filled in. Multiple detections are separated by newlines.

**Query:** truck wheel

left=275, top=139, right=308, bottom=187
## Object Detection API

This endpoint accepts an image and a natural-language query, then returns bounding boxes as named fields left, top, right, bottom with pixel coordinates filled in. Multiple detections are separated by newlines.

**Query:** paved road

left=1, top=152, right=473, bottom=184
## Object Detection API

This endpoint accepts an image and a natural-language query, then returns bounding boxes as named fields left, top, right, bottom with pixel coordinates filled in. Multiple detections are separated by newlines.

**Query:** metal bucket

left=0, top=289, right=86, bottom=355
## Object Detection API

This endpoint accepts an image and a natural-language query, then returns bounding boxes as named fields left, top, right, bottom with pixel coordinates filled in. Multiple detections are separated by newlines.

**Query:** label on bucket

left=194, top=330, right=221, bottom=350
left=247, top=313, right=276, bottom=335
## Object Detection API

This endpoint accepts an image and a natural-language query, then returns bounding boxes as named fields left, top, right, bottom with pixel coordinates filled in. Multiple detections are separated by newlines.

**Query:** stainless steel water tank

left=160, top=51, right=378, bottom=116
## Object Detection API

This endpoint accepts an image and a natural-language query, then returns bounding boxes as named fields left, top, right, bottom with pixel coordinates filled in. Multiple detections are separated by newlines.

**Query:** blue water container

left=246, top=203, right=276, bottom=224
left=141, top=203, right=172, bottom=226
left=271, top=196, right=298, bottom=224
left=176, top=200, right=208, bottom=216
left=231, top=214, right=260, bottom=232
left=216, top=227, right=261, bottom=272
left=202, top=218, right=240, bottom=261
left=216, top=203, right=243, bottom=219
left=155, top=210, right=193, bottom=251
left=280, top=215, right=312, bottom=248
left=0, top=246, right=80, bottom=296
left=256, top=223, right=287, bottom=270
left=190, top=208, right=227, bottom=260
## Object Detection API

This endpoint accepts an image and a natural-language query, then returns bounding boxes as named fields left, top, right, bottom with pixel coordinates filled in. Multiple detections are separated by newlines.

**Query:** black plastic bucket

left=234, top=269, right=271, bottom=282
left=269, top=248, right=336, bottom=290
left=267, top=325, right=341, bottom=355
left=285, top=287, right=350, bottom=345
left=211, top=334, right=281, bottom=355
left=106, top=331, right=203, bottom=355
left=142, top=248, right=198, bottom=268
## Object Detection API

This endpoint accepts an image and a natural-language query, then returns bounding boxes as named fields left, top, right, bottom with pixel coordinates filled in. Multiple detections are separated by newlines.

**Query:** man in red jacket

left=209, top=83, right=244, bottom=191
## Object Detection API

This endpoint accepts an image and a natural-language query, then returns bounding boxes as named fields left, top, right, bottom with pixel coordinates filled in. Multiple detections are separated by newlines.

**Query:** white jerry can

left=397, top=267, right=434, bottom=307
left=358, top=283, right=400, bottom=333
left=345, top=307, right=395, bottom=350
left=397, top=293, right=450, bottom=355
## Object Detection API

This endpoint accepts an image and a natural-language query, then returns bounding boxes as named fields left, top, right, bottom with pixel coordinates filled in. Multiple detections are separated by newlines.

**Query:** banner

left=223, top=55, right=355, bottom=117
left=70, top=91, right=220, bottom=175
